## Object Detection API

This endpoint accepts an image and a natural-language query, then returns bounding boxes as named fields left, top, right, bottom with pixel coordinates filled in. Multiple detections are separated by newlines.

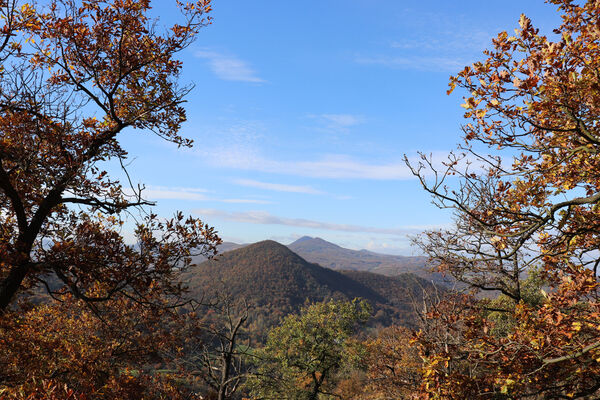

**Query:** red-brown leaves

left=407, top=1, right=600, bottom=397
left=0, top=1, right=219, bottom=397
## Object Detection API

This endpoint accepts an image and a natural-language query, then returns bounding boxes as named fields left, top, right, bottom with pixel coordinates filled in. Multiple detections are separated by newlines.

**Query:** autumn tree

left=246, top=299, right=370, bottom=400
left=407, top=0, right=600, bottom=397
left=168, top=293, right=252, bottom=400
left=0, top=0, right=219, bottom=310
left=360, top=326, right=422, bottom=399
left=0, top=293, right=207, bottom=399
left=0, top=0, right=221, bottom=396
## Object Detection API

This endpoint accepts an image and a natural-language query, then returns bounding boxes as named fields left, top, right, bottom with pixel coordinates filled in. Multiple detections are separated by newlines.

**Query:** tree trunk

left=0, top=262, right=30, bottom=312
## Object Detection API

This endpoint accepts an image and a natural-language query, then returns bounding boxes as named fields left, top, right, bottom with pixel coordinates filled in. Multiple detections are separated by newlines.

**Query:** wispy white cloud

left=321, top=114, right=363, bottom=127
left=127, top=186, right=271, bottom=204
left=307, top=113, right=365, bottom=134
left=195, top=49, right=265, bottom=83
left=194, top=208, right=428, bottom=235
left=355, top=9, right=500, bottom=72
left=143, top=189, right=209, bottom=201
left=221, top=198, right=273, bottom=204
left=233, top=179, right=324, bottom=195
left=140, top=186, right=210, bottom=201
left=389, top=30, right=494, bottom=54
left=148, top=185, right=210, bottom=193
left=318, top=113, right=365, bottom=129
left=355, top=55, right=470, bottom=72
left=365, top=240, right=403, bottom=253
left=202, top=146, right=461, bottom=180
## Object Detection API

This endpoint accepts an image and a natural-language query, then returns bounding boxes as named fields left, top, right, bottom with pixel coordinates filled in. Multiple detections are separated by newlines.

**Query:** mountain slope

left=182, top=240, right=385, bottom=309
left=288, top=236, right=434, bottom=278
left=180, top=240, right=439, bottom=339
left=339, top=270, right=432, bottom=312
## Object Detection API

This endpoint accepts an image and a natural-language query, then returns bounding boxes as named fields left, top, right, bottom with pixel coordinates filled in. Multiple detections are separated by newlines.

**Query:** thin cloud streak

left=207, top=149, right=413, bottom=179
left=143, top=189, right=209, bottom=201
left=203, top=148, right=464, bottom=180
left=318, top=114, right=365, bottom=129
left=355, top=55, right=470, bottom=72
left=307, top=113, right=365, bottom=134
left=356, top=9, right=498, bottom=73
left=149, top=185, right=210, bottom=193
left=195, top=50, right=265, bottom=83
left=221, top=198, right=273, bottom=204
left=234, top=179, right=324, bottom=195
left=194, top=208, right=436, bottom=235
left=321, top=114, right=363, bottom=127
left=126, top=187, right=271, bottom=204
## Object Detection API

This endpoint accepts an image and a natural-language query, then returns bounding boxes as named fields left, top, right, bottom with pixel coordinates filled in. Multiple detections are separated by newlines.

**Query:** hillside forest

left=2, top=0, right=600, bottom=399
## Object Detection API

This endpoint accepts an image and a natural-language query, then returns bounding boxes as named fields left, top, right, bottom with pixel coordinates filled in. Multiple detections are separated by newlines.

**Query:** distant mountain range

left=287, top=236, right=438, bottom=278
left=181, top=240, right=442, bottom=340
left=192, top=236, right=446, bottom=284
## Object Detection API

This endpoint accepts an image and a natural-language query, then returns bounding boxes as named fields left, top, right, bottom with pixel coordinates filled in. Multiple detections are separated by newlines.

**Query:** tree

left=0, top=0, right=221, bottom=396
left=0, top=0, right=219, bottom=312
left=169, top=293, right=252, bottom=400
left=408, top=0, right=600, bottom=397
left=246, top=299, right=370, bottom=400
left=0, top=292, right=203, bottom=399
left=360, top=326, right=422, bottom=400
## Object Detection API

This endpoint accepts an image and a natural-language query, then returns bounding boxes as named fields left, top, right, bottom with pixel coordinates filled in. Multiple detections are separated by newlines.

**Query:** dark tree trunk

left=0, top=262, right=30, bottom=312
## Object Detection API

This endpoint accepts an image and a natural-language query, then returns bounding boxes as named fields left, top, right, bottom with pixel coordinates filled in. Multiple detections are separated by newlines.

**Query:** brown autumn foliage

left=0, top=293, right=202, bottom=399
left=404, top=0, right=600, bottom=398
left=332, top=325, right=423, bottom=400
left=0, top=0, right=221, bottom=398
left=361, top=326, right=422, bottom=399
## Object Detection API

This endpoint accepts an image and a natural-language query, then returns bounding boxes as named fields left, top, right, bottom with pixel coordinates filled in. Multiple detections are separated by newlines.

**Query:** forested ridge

left=181, top=240, right=437, bottom=340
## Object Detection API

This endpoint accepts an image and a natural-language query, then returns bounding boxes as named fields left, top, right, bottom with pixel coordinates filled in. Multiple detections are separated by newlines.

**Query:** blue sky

left=113, top=0, right=562, bottom=254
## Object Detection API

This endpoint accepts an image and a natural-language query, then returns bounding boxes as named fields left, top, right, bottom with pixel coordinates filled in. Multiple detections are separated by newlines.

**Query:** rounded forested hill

left=180, top=240, right=440, bottom=338
left=181, top=240, right=384, bottom=306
